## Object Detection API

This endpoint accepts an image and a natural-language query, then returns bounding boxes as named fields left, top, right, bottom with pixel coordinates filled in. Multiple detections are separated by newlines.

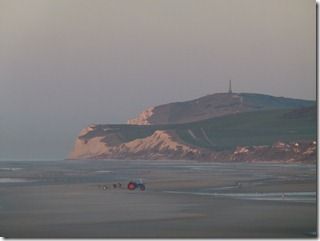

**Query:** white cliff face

left=68, top=136, right=107, bottom=159
left=68, top=125, right=317, bottom=162
left=68, top=125, right=107, bottom=159
left=116, top=130, right=199, bottom=154
left=68, top=128, right=200, bottom=160
left=127, top=107, right=154, bottom=125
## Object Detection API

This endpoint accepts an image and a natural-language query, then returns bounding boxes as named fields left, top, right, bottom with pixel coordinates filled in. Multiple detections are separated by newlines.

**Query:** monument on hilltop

left=228, top=80, right=232, bottom=94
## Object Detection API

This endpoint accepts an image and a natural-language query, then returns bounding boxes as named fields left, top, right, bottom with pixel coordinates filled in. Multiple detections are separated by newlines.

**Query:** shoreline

left=0, top=159, right=316, bottom=238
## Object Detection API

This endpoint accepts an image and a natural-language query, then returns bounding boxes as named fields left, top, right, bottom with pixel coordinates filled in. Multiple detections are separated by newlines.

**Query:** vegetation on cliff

left=70, top=105, right=316, bottom=162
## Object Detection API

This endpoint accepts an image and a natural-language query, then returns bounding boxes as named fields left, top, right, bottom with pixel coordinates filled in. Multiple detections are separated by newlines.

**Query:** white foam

left=164, top=191, right=316, bottom=203
left=0, top=178, right=32, bottom=183
left=0, top=167, right=22, bottom=171
left=95, top=170, right=113, bottom=173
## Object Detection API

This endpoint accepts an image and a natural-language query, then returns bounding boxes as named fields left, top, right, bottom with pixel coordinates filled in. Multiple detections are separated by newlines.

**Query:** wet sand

left=0, top=159, right=316, bottom=238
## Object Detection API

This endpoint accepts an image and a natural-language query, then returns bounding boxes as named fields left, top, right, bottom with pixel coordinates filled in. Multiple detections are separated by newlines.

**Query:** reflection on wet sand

left=164, top=191, right=316, bottom=203
left=0, top=159, right=316, bottom=238
left=0, top=178, right=32, bottom=183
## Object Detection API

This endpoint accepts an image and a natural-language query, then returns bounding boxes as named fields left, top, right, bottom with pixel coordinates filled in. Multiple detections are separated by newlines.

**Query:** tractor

left=127, top=179, right=146, bottom=191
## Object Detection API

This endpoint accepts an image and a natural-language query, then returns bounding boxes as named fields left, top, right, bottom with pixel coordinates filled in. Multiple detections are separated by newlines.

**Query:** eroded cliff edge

left=69, top=123, right=316, bottom=162
left=69, top=103, right=316, bottom=162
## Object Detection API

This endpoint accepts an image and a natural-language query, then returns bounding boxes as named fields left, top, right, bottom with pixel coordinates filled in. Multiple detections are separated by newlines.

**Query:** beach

left=0, top=159, right=316, bottom=238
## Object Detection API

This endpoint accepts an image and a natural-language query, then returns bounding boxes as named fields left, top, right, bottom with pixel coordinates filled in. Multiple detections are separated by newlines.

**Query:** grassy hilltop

left=80, top=106, right=316, bottom=152
left=70, top=92, right=316, bottom=161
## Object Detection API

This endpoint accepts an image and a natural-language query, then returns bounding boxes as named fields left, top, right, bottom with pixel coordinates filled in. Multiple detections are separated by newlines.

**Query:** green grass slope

left=83, top=106, right=316, bottom=151
left=175, top=106, right=316, bottom=150
left=128, top=92, right=315, bottom=125
left=240, top=93, right=315, bottom=109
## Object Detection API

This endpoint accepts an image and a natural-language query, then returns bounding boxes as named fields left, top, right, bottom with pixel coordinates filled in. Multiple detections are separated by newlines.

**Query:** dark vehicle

left=127, top=179, right=146, bottom=191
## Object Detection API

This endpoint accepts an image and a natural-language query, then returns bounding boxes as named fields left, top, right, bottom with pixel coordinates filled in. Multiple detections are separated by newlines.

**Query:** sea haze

left=0, top=0, right=316, bottom=159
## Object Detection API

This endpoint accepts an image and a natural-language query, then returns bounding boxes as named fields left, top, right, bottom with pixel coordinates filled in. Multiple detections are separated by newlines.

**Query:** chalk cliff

left=69, top=123, right=316, bottom=162
left=69, top=128, right=205, bottom=160
left=69, top=93, right=316, bottom=162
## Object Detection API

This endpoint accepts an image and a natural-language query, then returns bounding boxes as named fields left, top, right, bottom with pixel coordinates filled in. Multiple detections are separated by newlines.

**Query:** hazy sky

left=0, top=0, right=316, bottom=159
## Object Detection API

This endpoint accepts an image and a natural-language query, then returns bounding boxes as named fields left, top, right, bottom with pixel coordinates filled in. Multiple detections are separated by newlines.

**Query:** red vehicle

left=127, top=179, right=146, bottom=191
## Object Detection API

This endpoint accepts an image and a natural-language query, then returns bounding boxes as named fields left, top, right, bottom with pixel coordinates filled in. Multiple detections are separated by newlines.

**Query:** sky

left=0, top=0, right=316, bottom=159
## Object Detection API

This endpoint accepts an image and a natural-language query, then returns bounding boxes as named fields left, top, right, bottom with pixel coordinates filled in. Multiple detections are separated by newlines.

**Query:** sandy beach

left=0, top=159, right=316, bottom=238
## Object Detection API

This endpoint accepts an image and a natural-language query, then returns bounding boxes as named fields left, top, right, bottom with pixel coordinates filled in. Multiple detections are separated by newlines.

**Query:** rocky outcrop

left=231, top=141, right=317, bottom=163
left=127, top=107, right=155, bottom=125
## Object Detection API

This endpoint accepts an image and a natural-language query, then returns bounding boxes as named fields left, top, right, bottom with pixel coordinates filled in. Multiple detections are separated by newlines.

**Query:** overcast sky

left=0, top=0, right=316, bottom=159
